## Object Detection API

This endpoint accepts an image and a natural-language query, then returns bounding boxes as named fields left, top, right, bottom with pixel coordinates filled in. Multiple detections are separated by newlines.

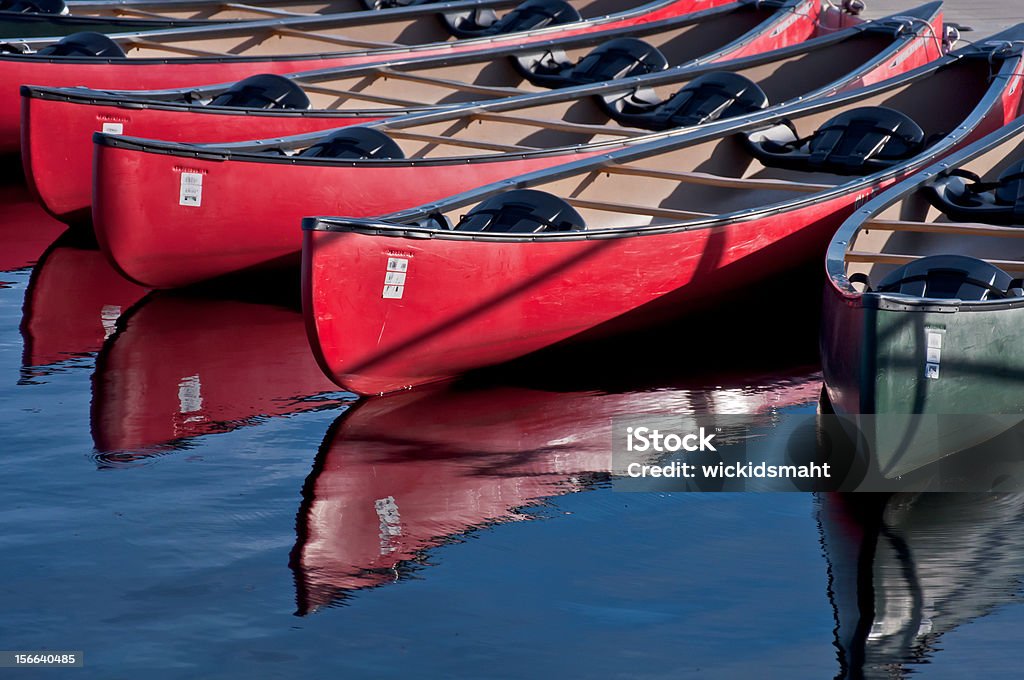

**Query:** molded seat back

left=446, top=0, right=580, bottom=38
left=455, top=189, right=587, bottom=233
left=924, top=159, right=1024, bottom=226
left=518, top=38, right=668, bottom=88
left=747, top=106, right=925, bottom=176
left=298, top=127, right=404, bottom=159
left=876, top=254, right=1021, bottom=301
left=37, top=32, right=126, bottom=57
left=209, top=74, right=310, bottom=110
left=606, top=71, right=769, bottom=131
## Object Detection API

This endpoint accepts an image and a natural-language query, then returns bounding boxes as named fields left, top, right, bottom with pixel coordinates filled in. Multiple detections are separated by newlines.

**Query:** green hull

left=823, top=288, right=1024, bottom=477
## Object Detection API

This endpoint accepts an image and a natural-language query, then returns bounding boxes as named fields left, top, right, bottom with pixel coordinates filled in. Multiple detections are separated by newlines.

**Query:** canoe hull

left=303, top=191, right=865, bottom=395
left=5, top=0, right=720, bottom=156
left=26, top=0, right=792, bottom=224
left=25, top=96, right=386, bottom=225
left=92, top=2, right=949, bottom=289
left=821, top=284, right=1024, bottom=477
left=93, top=144, right=608, bottom=287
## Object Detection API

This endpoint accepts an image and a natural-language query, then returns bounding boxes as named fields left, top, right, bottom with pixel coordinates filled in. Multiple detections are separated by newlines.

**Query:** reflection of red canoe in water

left=91, top=290, right=344, bottom=457
left=21, top=235, right=148, bottom=369
left=0, top=181, right=66, bottom=274
left=292, top=373, right=820, bottom=613
left=818, top=492, right=1024, bottom=679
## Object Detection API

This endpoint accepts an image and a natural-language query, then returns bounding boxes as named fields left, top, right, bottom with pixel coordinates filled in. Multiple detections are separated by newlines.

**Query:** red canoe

left=20, top=235, right=148, bottom=370
left=90, top=288, right=346, bottom=457
left=293, top=371, right=821, bottom=610
left=301, top=32, right=1024, bottom=395
left=92, top=2, right=947, bottom=288
left=4, top=0, right=721, bottom=155
left=29, top=0, right=803, bottom=225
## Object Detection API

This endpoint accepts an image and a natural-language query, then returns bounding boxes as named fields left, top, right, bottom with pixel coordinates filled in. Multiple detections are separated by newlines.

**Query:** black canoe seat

left=0, top=0, right=68, bottom=14
left=746, top=106, right=925, bottom=176
left=208, top=74, right=310, bottom=110
left=876, top=254, right=1023, bottom=301
left=516, top=38, right=668, bottom=89
left=455, top=189, right=586, bottom=233
left=37, top=32, right=125, bottom=57
left=445, top=0, right=580, bottom=39
left=298, top=127, right=404, bottom=159
left=923, top=159, right=1024, bottom=226
left=605, top=71, right=769, bottom=131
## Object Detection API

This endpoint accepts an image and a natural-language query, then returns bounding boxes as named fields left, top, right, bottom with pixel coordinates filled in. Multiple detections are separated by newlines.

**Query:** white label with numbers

left=179, top=172, right=203, bottom=207
left=382, top=258, right=409, bottom=299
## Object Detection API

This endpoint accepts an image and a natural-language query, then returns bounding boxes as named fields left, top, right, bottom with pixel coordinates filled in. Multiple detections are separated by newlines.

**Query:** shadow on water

left=819, top=492, right=1024, bottom=679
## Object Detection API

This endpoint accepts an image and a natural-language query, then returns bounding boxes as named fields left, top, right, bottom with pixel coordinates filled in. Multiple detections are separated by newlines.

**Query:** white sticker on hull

left=179, top=172, right=203, bottom=207
left=925, top=328, right=944, bottom=380
left=382, top=258, right=409, bottom=299
left=101, top=122, right=123, bottom=135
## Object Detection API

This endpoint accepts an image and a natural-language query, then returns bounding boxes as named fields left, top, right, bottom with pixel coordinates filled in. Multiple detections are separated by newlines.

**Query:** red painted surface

left=0, top=181, right=66, bottom=274
left=21, top=241, right=148, bottom=368
left=93, top=147, right=609, bottom=287
left=293, top=375, right=821, bottom=608
left=8, top=0, right=723, bottom=156
left=26, top=0, right=746, bottom=225
left=91, top=292, right=344, bottom=454
left=94, top=1, right=956, bottom=291
left=302, top=68, right=1023, bottom=395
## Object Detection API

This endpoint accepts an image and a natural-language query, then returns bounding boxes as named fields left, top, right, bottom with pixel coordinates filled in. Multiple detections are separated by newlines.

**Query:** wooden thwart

left=471, top=111, right=646, bottom=137
left=387, top=130, right=535, bottom=152
left=566, top=196, right=713, bottom=220
left=846, top=250, right=1024, bottom=273
left=303, top=83, right=424, bottom=108
left=220, top=3, right=307, bottom=17
left=865, top=218, right=1024, bottom=238
left=376, top=69, right=524, bottom=96
left=605, top=164, right=834, bottom=192
left=125, top=39, right=232, bottom=57
left=274, top=27, right=403, bottom=50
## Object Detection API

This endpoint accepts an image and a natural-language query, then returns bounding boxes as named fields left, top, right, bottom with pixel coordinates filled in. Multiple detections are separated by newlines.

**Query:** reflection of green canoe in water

left=819, top=493, right=1024, bottom=679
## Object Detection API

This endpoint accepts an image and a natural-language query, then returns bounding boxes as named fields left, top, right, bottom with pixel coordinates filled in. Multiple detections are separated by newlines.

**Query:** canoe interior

left=399, top=58, right=992, bottom=230
left=78, top=0, right=369, bottom=21
left=844, top=131, right=1024, bottom=285
left=121, top=0, right=630, bottom=58
left=362, top=30, right=897, bottom=154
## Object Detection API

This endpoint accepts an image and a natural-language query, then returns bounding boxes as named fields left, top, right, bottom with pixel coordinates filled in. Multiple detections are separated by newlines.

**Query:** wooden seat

left=845, top=250, right=1024, bottom=274
left=565, top=196, right=712, bottom=220
left=863, top=218, right=1024, bottom=239
left=605, top=164, right=833, bottom=192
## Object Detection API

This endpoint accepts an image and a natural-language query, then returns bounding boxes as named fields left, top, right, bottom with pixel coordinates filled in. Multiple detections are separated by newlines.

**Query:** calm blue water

left=1, top=186, right=1022, bottom=679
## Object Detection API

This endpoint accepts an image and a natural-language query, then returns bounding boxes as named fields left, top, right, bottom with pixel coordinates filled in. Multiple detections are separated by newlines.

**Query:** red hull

left=294, top=374, right=820, bottom=609
left=8, top=0, right=718, bottom=158
left=94, top=147, right=609, bottom=287
left=21, top=239, right=149, bottom=368
left=90, top=2, right=950, bottom=290
left=303, top=195, right=863, bottom=394
left=91, top=291, right=344, bottom=456
left=34, top=0, right=771, bottom=226
left=302, top=66, right=1023, bottom=395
